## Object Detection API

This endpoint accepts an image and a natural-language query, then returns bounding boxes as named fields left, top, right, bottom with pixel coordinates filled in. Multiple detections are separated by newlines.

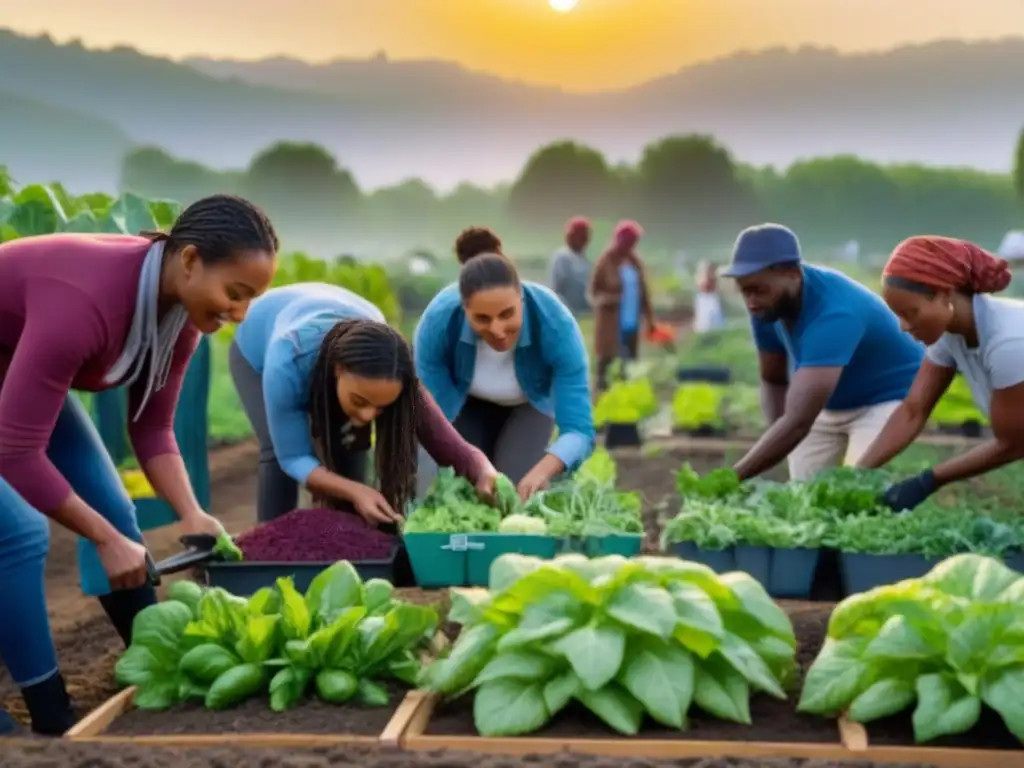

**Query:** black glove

left=881, top=470, right=937, bottom=512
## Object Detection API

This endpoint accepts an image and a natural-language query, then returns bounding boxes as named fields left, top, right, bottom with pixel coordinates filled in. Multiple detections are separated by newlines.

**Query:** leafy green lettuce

left=798, top=554, right=1024, bottom=743
left=115, top=561, right=437, bottom=711
left=420, top=553, right=796, bottom=736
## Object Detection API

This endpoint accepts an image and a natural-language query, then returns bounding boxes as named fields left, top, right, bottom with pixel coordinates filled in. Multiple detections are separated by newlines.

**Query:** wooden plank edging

left=65, top=683, right=418, bottom=746
left=839, top=712, right=1021, bottom=768
left=65, top=630, right=448, bottom=746
left=402, top=691, right=852, bottom=759
left=405, top=692, right=1021, bottom=764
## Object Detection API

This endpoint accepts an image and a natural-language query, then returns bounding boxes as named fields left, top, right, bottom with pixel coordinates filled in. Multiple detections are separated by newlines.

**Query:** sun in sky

left=548, top=0, right=579, bottom=13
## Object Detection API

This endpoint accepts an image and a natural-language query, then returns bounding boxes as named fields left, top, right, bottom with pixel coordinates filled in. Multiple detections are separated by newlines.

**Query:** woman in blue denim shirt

left=414, top=227, right=596, bottom=500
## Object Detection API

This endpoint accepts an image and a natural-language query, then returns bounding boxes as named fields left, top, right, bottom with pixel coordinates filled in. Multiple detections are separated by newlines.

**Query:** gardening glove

left=881, top=470, right=937, bottom=512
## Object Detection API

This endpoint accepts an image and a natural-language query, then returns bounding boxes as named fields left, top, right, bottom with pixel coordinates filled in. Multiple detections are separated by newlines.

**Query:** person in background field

left=415, top=227, right=594, bottom=500
left=0, top=195, right=279, bottom=736
left=723, top=223, right=924, bottom=482
left=229, top=282, right=496, bottom=525
left=693, top=260, right=726, bottom=333
left=857, top=237, right=1024, bottom=511
left=550, top=216, right=592, bottom=313
left=588, top=220, right=657, bottom=390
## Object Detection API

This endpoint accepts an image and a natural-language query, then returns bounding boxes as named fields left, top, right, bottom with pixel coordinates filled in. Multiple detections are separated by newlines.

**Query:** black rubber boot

left=98, top=584, right=158, bottom=646
left=21, top=673, right=76, bottom=736
left=0, top=706, right=23, bottom=736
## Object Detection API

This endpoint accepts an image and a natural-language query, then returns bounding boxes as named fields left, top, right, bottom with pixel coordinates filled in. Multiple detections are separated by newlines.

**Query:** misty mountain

left=0, top=89, right=133, bottom=192
left=2, top=28, right=1024, bottom=194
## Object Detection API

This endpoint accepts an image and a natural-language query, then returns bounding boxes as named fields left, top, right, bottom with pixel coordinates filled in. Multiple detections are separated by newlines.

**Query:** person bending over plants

left=230, top=282, right=497, bottom=526
left=414, top=227, right=595, bottom=501
left=723, top=223, right=924, bottom=483
left=857, top=236, right=1024, bottom=511
left=0, top=195, right=279, bottom=736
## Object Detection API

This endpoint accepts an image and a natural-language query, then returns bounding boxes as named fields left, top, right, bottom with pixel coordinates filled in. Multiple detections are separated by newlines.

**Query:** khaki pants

left=787, top=401, right=901, bottom=481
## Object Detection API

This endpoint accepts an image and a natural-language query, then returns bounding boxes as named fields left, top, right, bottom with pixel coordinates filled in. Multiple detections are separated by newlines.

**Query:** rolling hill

left=2, top=28, right=1024, bottom=193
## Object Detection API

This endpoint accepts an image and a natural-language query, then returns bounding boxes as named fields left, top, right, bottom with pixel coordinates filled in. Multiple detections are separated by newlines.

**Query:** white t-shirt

left=468, top=340, right=527, bottom=406
left=694, top=292, right=725, bottom=333
left=925, top=294, right=1024, bottom=417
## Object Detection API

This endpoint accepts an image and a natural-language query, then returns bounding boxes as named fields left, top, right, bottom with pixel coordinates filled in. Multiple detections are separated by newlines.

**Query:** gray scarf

left=103, top=240, right=190, bottom=422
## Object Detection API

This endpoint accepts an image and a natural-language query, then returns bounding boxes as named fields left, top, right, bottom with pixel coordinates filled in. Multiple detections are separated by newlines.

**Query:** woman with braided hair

left=0, top=194, right=279, bottom=736
left=857, top=236, right=1024, bottom=510
left=229, top=283, right=496, bottom=526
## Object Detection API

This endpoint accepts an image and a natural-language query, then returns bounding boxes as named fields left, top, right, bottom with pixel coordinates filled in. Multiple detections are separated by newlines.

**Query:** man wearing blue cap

left=722, top=223, right=924, bottom=481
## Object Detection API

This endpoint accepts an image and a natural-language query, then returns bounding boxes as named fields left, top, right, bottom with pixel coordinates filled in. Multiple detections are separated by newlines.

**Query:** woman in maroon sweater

left=0, top=195, right=278, bottom=736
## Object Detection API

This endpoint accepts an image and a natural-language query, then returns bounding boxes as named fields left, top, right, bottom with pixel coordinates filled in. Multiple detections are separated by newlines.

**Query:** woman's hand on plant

left=179, top=508, right=226, bottom=538
left=517, top=464, right=553, bottom=502
left=96, top=533, right=150, bottom=591
left=474, top=463, right=499, bottom=502
left=349, top=484, right=402, bottom=526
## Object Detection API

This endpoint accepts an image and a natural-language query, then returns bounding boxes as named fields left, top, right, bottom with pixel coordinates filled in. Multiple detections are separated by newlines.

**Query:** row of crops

left=116, top=549, right=1024, bottom=747
left=604, top=328, right=988, bottom=437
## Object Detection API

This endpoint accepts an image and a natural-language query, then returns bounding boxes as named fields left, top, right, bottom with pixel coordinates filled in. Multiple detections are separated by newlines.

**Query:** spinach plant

left=799, top=554, right=1024, bottom=743
left=420, top=553, right=796, bottom=736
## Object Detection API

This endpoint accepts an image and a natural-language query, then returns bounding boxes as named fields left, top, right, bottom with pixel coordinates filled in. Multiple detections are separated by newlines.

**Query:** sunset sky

left=3, top=0, right=1024, bottom=90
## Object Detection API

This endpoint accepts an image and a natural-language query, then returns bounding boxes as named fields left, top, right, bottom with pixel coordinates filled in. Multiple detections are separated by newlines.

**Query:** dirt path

left=0, top=440, right=263, bottom=721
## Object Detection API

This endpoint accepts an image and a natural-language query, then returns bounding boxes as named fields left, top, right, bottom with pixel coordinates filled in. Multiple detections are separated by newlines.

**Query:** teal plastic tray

left=405, top=533, right=557, bottom=588
left=405, top=532, right=643, bottom=588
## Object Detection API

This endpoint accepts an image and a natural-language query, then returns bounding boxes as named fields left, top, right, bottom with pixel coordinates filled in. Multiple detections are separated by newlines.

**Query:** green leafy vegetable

left=799, top=554, right=1024, bottom=743
left=593, top=378, right=658, bottom=426
left=116, top=561, right=438, bottom=712
left=214, top=533, right=244, bottom=562
left=421, top=553, right=795, bottom=736
left=672, top=384, right=726, bottom=430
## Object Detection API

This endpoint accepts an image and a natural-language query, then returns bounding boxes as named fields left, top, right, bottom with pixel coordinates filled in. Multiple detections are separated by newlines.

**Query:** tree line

left=121, top=133, right=1024, bottom=258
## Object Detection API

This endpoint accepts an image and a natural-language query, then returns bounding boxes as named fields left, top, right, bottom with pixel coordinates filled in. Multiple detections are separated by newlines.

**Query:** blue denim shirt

left=233, top=283, right=384, bottom=484
left=414, top=281, right=595, bottom=472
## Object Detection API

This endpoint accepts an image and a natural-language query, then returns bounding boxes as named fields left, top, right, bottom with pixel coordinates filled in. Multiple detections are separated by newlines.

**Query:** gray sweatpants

left=415, top=395, right=555, bottom=498
left=229, top=341, right=368, bottom=522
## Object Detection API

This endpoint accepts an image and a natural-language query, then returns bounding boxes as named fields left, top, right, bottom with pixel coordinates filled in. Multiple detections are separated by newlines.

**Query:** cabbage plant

left=799, top=554, right=1024, bottom=743
left=420, top=553, right=796, bottom=736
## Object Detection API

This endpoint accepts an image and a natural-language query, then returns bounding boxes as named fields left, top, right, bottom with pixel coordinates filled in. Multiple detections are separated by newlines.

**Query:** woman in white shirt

left=414, top=227, right=595, bottom=499
left=857, top=235, right=1024, bottom=510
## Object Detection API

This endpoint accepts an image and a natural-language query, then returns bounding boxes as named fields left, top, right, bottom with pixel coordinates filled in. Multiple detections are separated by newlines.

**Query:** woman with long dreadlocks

left=0, top=195, right=279, bottom=736
left=857, top=236, right=1024, bottom=510
left=229, top=282, right=496, bottom=526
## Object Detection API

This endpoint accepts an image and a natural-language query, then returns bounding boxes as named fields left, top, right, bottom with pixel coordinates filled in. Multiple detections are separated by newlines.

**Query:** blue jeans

left=0, top=395, right=142, bottom=686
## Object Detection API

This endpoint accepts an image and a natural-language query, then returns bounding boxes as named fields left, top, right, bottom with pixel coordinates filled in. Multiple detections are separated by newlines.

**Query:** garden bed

left=66, top=680, right=422, bottom=747
left=410, top=603, right=841, bottom=756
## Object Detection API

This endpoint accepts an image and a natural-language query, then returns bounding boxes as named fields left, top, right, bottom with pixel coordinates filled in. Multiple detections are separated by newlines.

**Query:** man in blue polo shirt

left=722, top=223, right=924, bottom=481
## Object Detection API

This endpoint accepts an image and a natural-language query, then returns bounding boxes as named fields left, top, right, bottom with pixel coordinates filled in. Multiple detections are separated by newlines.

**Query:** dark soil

left=105, top=680, right=410, bottom=736
left=866, top=705, right=1021, bottom=751
left=613, top=450, right=730, bottom=553
left=0, top=740, right=939, bottom=768
left=427, top=604, right=837, bottom=744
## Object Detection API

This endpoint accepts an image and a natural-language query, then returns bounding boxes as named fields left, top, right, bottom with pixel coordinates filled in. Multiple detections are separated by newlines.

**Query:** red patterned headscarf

left=883, top=236, right=1011, bottom=294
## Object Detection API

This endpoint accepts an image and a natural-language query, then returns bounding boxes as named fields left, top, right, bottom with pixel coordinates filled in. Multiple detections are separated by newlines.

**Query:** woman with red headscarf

left=857, top=235, right=1024, bottom=510
left=588, top=220, right=657, bottom=390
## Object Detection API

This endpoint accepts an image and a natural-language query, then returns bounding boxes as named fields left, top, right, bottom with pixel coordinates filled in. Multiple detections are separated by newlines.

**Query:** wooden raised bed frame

left=66, top=632, right=449, bottom=747
left=400, top=693, right=1018, bottom=766
left=64, top=685, right=422, bottom=747
left=839, top=716, right=1019, bottom=768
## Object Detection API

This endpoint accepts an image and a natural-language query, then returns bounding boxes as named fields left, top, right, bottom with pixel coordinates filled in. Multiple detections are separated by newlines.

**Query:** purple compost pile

left=235, top=508, right=396, bottom=562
